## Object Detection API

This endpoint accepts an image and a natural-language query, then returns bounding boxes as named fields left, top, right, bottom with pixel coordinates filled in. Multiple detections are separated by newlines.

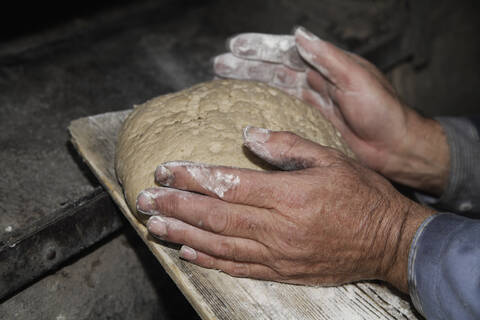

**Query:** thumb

left=243, top=126, right=337, bottom=170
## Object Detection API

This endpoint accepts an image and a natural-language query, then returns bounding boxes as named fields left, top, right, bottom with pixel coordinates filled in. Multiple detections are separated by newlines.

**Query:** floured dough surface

left=116, top=80, right=353, bottom=217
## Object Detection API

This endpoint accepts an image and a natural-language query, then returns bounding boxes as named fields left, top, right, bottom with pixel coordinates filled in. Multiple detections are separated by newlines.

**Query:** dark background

left=1, top=0, right=479, bottom=318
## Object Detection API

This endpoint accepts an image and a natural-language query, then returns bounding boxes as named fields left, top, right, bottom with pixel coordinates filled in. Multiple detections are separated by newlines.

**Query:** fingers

left=179, top=246, right=281, bottom=281
left=150, top=130, right=338, bottom=205
left=213, top=53, right=273, bottom=82
left=151, top=129, right=340, bottom=206
left=152, top=128, right=339, bottom=205
left=154, top=161, right=280, bottom=207
left=147, top=215, right=269, bottom=263
left=304, top=70, right=346, bottom=127
left=303, top=89, right=343, bottom=132
left=346, top=52, right=395, bottom=93
left=228, top=33, right=306, bottom=71
left=243, top=127, right=339, bottom=170
left=213, top=53, right=306, bottom=88
left=302, top=88, right=361, bottom=155
left=294, top=26, right=358, bottom=88
left=305, top=69, right=333, bottom=102
left=214, top=53, right=334, bottom=107
left=137, top=187, right=270, bottom=240
left=301, top=70, right=337, bottom=111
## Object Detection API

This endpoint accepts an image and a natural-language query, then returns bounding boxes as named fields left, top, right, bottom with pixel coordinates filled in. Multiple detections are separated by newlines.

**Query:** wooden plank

left=68, top=111, right=418, bottom=320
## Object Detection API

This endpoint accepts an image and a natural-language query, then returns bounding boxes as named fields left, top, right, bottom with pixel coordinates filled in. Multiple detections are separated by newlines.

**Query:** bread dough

left=115, top=80, right=353, bottom=218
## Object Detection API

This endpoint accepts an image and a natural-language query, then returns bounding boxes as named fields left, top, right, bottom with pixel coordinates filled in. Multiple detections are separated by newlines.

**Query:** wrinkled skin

left=138, top=128, right=434, bottom=292
left=214, top=27, right=449, bottom=195
left=137, top=26, right=450, bottom=293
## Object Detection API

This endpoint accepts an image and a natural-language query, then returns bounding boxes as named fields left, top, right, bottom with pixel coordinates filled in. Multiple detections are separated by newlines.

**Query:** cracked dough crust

left=115, top=80, right=353, bottom=219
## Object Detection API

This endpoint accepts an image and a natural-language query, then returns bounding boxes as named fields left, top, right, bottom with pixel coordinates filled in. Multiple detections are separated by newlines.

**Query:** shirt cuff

left=415, top=117, right=480, bottom=214
left=408, top=213, right=480, bottom=319
left=407, top=213, right=439, bottom=317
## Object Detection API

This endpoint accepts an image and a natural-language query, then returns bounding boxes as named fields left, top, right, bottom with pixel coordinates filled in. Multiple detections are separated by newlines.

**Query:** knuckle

left=318, top=148, right=349, bottom=168
left=271, top=260, right=296, bottom=278
left=271, top=258, right=288, bottom=272
left=208, top=206, right=262, bottom=238
left=325, top=147, right=347, bottom=161
left=160, top=192, right=181, bottom=217
left=280, top=131, right=300, bottom=145
left=165, top=220, right=184, bottom=242
left=284, top=223, right=304, bottom=244
left=201, top=256, right=216, bottom=269
left=246, top=220, right=259, bottom=233
left=197, top=255, right=219, bottom=270
left=216, top=240, right=237, bottom=260
left=236, top=212, right=259, bottom=234
left=272, top=223, right=310, bottom=257
left=225, top=262, right=250, bottom=277
left=206, top=256, right=216, bottom=269
left=226, top=183, right=244, bottom=203
left=207, top=206, right=230, bottom=234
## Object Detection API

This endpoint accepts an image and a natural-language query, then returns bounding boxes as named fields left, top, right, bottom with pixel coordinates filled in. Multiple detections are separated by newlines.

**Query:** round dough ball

left=115, top=80, right=353, bottom=218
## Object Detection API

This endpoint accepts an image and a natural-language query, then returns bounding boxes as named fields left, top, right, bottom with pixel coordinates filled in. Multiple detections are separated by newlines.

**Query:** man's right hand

left=213, top=27, right=450, bottom=196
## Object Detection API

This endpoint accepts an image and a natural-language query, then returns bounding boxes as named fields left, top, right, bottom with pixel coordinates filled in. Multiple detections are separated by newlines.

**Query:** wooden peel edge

left=68, top=112, right=219, bottom=320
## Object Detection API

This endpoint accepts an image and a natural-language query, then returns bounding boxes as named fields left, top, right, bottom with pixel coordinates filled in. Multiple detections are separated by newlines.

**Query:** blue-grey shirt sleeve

left=415, top=117, right=480, bottom=215
left=409, top=213, right=480, bottom=319
left=410, top=116, right=480, bottom=318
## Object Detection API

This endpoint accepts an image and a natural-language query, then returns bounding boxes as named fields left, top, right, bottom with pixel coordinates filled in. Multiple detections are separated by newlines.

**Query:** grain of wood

left=68, top=111, right=419, bottom=320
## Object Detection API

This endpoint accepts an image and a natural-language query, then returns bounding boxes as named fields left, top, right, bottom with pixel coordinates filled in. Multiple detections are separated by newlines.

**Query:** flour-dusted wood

left=69, top=111, right=419, bottom=320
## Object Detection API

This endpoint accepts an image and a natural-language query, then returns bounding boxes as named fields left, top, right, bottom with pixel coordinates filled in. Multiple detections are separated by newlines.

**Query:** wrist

left=386, top=110, right=450, bottom=196
left=380, top=197, right=435, bottom=292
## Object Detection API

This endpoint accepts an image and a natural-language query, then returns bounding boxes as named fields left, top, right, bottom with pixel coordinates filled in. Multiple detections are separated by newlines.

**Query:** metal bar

left=0, top=188, right=123, bottom=300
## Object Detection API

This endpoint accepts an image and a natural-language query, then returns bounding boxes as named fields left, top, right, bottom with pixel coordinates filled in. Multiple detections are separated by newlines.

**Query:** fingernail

left=243, top=126, right=271, bottom=144
left=180, top=245, right=197, bottom=260
left=136, top=189, right=159, bottom=215
left=291, top=25, right=301, bottom=34
left=210, top=55, right=218, bottom=67
left=294, top=26, right=318, bottom=42
left=155, top=165, right=174, bottom=186
left=147, top=216, right=167, bottom=238
left=228, top=35, right=252, bottom=56
left=226, top=34, right=239, bottom=51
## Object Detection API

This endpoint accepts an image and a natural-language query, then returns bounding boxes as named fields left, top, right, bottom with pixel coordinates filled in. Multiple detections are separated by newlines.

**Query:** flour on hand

left=115, top=80, right=353, bottom=220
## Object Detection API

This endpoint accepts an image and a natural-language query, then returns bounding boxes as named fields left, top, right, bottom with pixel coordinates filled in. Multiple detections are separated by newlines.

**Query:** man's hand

left=213, top=27, right=450, bottom=196
left=137, top=127, right=434, bottom=292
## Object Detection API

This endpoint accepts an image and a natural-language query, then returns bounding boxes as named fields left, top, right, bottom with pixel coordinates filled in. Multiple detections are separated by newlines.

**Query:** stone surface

left=0, top=228, right=199, bottom=320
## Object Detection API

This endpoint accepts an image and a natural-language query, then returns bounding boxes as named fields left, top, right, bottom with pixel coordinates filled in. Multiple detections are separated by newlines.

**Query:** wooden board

left=69, top=111, right=419, bottom=320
